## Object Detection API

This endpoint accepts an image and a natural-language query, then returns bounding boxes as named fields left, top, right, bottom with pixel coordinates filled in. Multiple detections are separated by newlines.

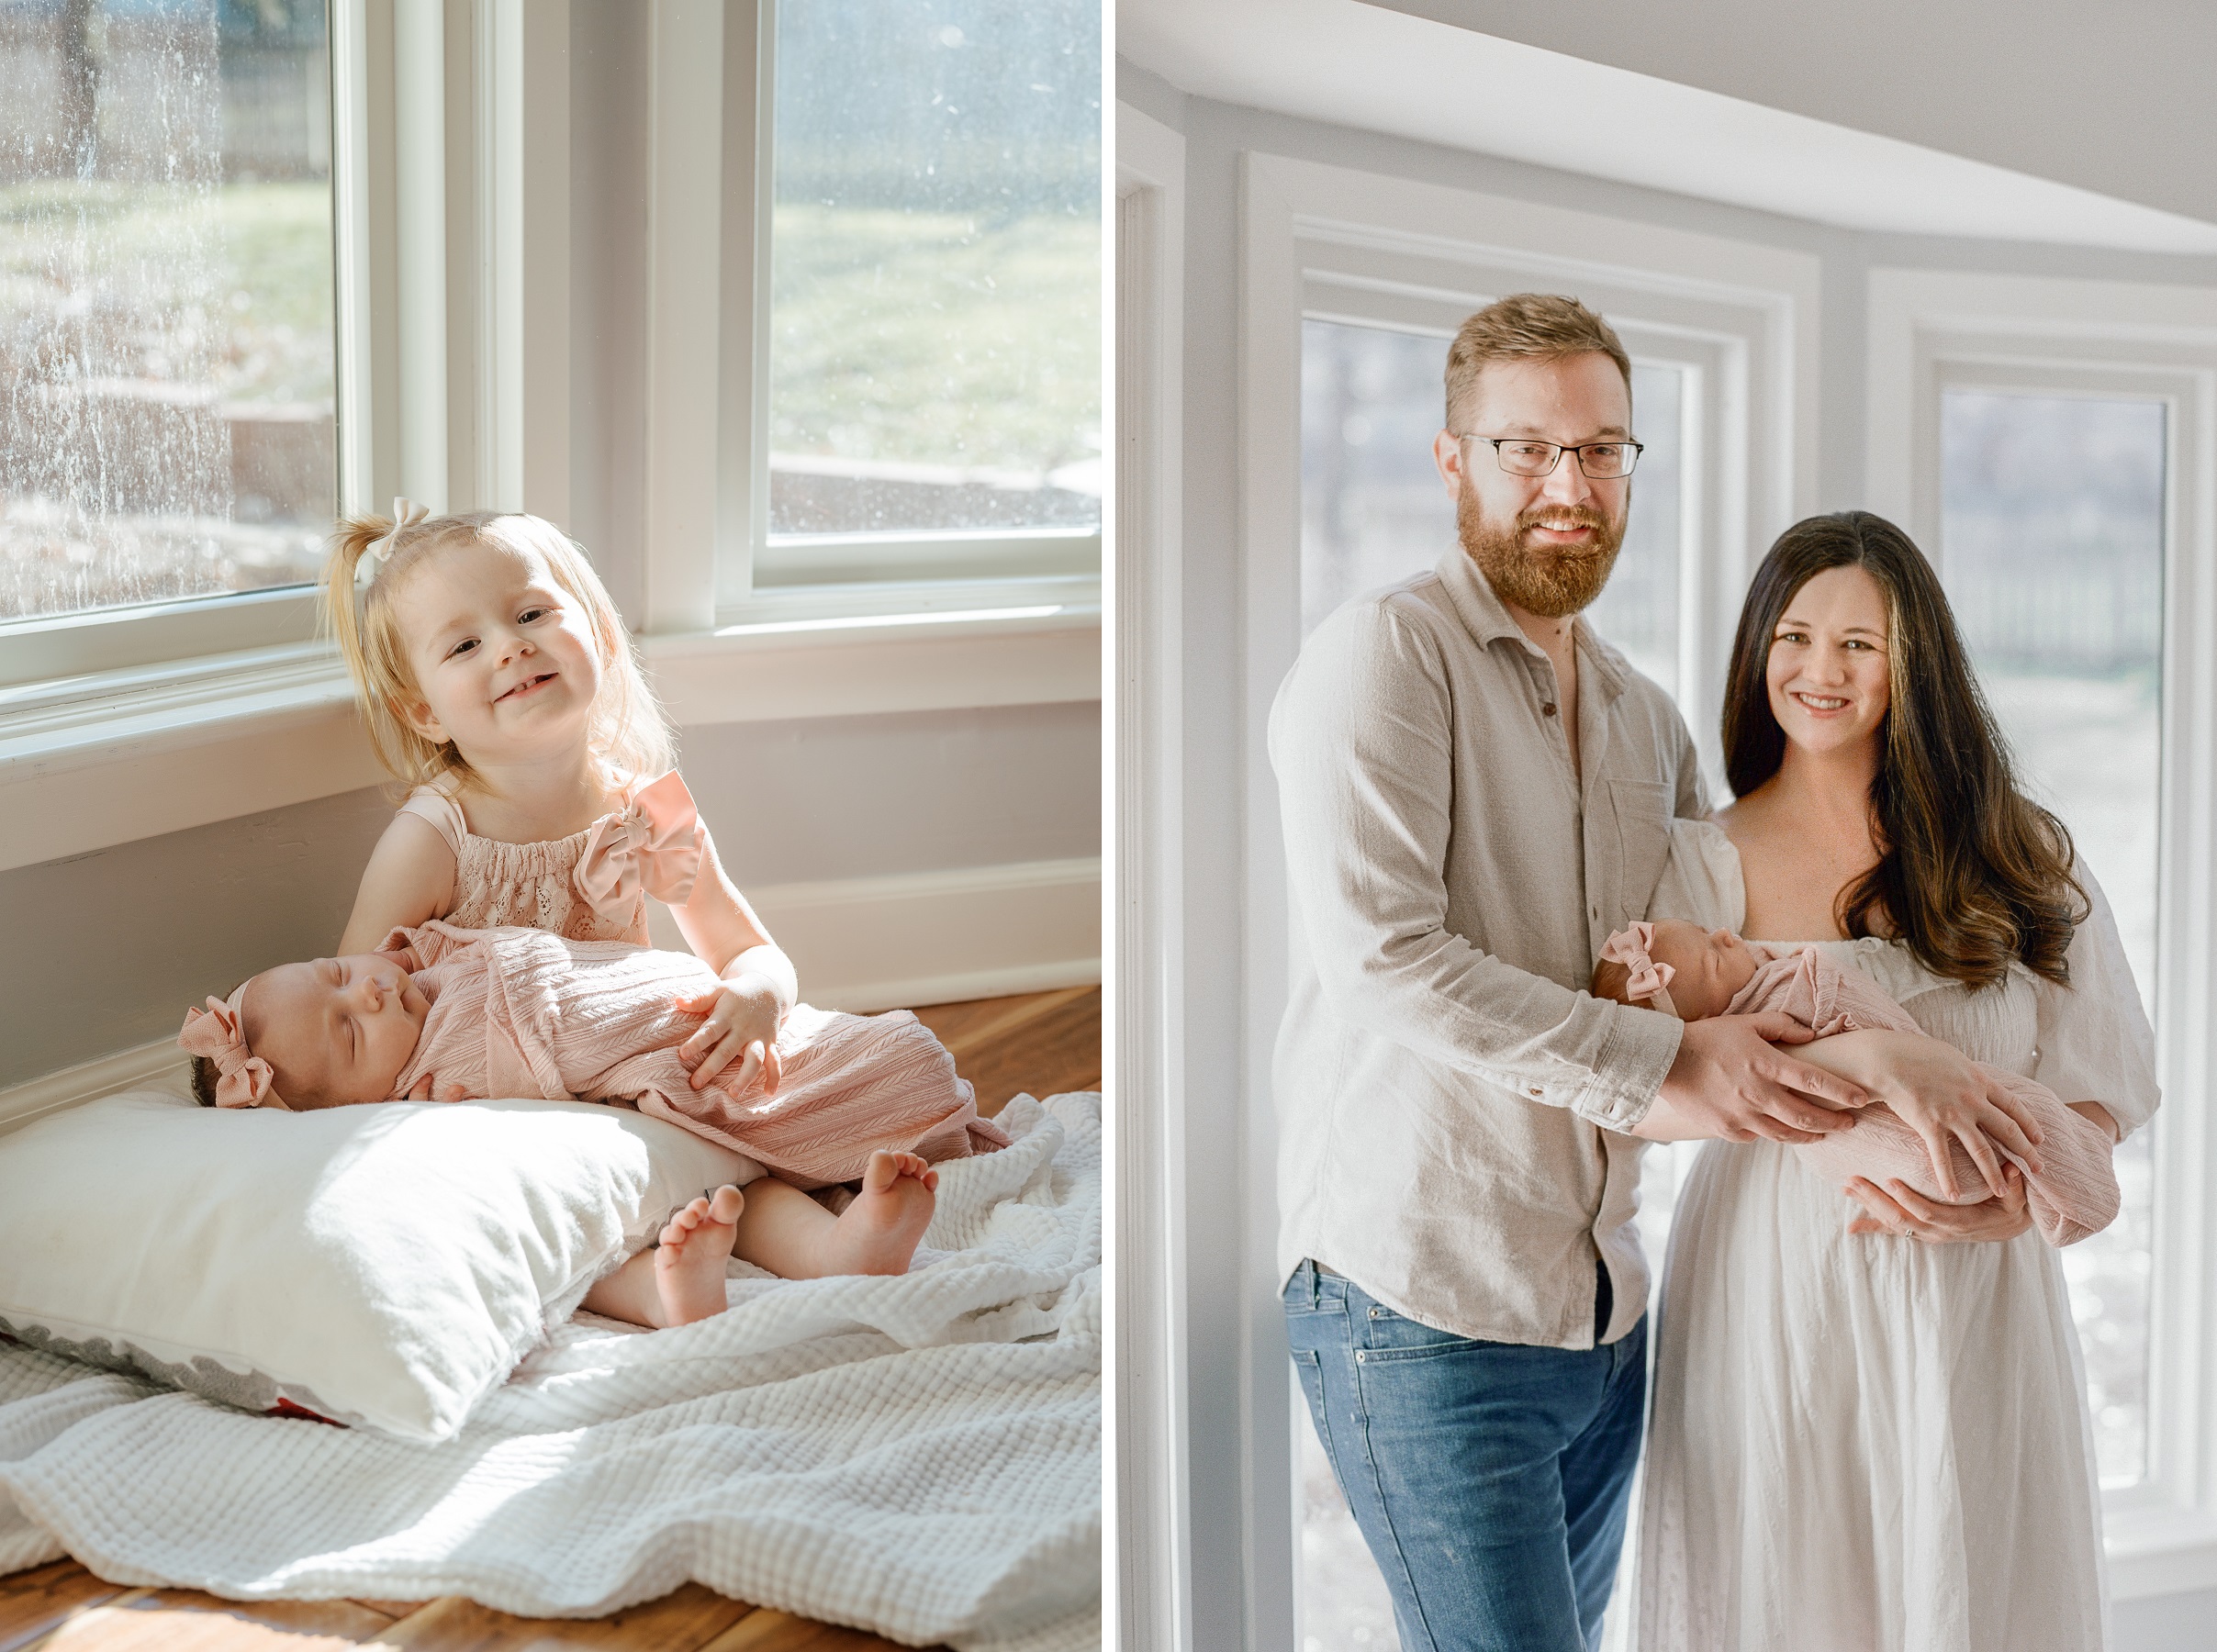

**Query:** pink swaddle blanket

left=1730, top=945, right=2117, bottom=1245
left=381, top=921, right=1010, bottom=1189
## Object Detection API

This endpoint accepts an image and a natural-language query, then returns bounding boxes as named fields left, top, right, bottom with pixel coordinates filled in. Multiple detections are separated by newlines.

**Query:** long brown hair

left=1721, top=511, right=2084, bottom=989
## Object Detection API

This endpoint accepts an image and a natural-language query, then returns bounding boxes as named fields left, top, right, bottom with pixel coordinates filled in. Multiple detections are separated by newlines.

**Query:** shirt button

left=1528, top=1086, right=1544, bottom=1098
left=1355, top=1350, right=1367, bottom=1363
left=1541, top=702, right=1559, bottom=717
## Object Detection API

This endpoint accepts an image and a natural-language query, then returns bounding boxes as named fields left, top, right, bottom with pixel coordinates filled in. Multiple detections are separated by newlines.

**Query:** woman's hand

left=1844, top=1164, right=2032, bottom=1243
left=675, top=975, right=784, bottom=1092
left=1797, top=1028, right=2044, bottom=1199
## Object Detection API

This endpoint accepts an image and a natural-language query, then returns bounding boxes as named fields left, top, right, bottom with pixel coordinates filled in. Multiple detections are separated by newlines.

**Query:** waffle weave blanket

left=0, top=1093, right=1101, bottom=1652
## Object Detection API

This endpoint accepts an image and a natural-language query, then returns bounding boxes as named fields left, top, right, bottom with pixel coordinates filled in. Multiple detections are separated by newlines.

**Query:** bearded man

left=1269, top=295, right=1864, bottom=1650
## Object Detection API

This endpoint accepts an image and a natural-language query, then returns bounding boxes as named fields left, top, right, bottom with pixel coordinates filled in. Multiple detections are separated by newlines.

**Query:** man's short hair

left=1445, top=294, right=1632, bottom=431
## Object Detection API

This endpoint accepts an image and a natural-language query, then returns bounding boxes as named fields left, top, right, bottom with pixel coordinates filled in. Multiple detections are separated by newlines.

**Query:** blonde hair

left=1444, top=294, right=1632, bottom=432
left=323, top=508, right=674, bottom=795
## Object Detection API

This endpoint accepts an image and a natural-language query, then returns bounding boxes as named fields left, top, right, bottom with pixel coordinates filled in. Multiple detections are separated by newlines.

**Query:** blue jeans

left=1284, top=1259, right=1646, bottom=1652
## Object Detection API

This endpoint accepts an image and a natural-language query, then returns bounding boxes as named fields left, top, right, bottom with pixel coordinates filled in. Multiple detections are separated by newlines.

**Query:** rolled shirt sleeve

left=1271, top=598, right=1682, bottom=1133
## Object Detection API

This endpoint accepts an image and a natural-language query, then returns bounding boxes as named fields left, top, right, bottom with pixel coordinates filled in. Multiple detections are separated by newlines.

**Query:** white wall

left=1117, top=51, right=2217, bottom=1651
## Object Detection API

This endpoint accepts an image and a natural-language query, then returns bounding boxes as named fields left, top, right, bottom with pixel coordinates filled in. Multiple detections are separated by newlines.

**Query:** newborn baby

left=179, top=921, right=1012, bottom=1330
left=1592, top=920, right=2119, bottom=1245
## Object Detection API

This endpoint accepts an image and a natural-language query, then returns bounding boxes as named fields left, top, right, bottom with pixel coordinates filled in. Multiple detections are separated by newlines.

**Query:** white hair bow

left=355, top=497, right=431, bottom=599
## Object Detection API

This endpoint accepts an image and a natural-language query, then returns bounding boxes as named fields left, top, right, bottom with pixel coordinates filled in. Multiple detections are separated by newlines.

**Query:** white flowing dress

left=1635, top=826, right=2160, bottom=1652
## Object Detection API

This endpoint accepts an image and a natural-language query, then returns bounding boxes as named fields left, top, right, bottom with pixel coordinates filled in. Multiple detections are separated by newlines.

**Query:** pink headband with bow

left=178, top=987, right=289, bottom=1110
left=1599, top=921, right=1680, bottom=1019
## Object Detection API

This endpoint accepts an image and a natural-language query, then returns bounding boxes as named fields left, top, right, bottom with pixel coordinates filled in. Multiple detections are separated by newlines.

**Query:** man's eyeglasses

left=1458, top=434, right=1644, bottom=480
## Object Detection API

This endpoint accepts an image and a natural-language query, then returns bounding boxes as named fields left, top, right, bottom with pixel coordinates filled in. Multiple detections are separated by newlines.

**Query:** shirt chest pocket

left=1606, top=778, right=1674, bottom=930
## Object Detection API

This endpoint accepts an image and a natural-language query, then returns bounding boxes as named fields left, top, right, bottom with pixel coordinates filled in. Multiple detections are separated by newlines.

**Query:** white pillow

left=0, top=1091, right=759, bottom=1443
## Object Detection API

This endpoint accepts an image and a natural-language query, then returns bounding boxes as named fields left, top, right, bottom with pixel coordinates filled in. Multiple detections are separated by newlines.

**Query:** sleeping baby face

left=242, top=953, right=431, bottom=1109
left=1629, top=921, right=1761, bottom=1021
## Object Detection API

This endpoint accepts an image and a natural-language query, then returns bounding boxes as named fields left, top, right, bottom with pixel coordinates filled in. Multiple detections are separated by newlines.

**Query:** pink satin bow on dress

left=575, top=771, right=705, bottom=925
left=177, top=988, right=288, bottom=1109
left=1598, top=921, right=1681, bottom=1020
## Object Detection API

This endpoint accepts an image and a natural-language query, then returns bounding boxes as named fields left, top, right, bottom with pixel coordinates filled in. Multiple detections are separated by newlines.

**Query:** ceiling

left=1119, top=0, right=2217, bottom=255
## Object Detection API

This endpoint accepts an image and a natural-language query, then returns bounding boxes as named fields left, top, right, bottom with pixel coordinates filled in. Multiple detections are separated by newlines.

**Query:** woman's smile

left=1788, top=690, right=1853, bottom=714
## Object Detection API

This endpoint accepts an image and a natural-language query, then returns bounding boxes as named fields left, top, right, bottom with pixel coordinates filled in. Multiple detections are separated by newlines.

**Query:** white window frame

left=689, top=0, right=1103, bottom=624
left=1207, top=151, right=1820, bottom=1648
left=0, top=0, right=1102, bottom=878
left=1113, top=101, right=1190, bottom=1652
left=1866, top=265, right=2217, bottom=1599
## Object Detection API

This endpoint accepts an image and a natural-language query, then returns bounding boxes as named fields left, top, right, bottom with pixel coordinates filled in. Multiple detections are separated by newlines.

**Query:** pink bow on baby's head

left=177, top=988, right=287, bottom=1110
left=576, top=770, right=704, bottom=922
left=1599, top=921, right=1681, bottom=1020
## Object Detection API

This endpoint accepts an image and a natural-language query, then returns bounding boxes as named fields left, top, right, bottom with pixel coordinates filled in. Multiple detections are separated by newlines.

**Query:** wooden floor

left=0, top=986, right=1101, bottom=1652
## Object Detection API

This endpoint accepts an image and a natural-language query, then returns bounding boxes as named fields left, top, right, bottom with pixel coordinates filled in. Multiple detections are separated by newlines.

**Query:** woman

left=1632, top=512, right=2157, bottom=1651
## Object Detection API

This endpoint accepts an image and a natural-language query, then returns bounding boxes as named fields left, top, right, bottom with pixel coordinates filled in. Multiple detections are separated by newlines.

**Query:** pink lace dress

left=399, top=770, right=702, bottom=943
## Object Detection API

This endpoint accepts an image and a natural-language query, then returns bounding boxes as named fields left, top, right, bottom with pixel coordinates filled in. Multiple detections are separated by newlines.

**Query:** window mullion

left=715, top=0, right=773, bottom=617
left=331, top=0, right=378, bottom=514
left=639, top=0, right=728, bottom=637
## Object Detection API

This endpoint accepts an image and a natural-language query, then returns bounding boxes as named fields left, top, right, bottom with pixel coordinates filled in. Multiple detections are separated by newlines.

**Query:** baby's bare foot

left=821, top=1151, right=937, bottom=1276
left=654, top=1185, right=745, bottom=1325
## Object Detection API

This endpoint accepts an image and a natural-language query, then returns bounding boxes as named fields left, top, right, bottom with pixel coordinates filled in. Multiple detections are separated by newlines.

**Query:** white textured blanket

left=0, top=1092, right=1101, bottom=1652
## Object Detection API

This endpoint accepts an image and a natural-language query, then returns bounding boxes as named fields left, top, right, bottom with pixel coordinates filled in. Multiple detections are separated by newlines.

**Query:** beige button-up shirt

left=1271, top=546, right=1706, bottom=1348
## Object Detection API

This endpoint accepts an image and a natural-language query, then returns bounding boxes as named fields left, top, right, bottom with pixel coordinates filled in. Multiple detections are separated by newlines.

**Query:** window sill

left=650, top=595, right=1101, bottom=726
left=2106, top=1508, right=2217, bottom=1599
left=0, top=603, right=1101, bottom=875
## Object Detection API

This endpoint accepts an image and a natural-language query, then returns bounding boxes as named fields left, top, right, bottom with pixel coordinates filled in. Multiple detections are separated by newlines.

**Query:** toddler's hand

left=675, top=980, right=783, bottom=1093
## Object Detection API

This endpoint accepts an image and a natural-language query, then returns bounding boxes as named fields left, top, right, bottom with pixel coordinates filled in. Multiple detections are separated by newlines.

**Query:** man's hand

left=1652, top=1013, right=1868, bottom=1144
left=675, top=975, right=784, bottom=1092
left=1845, top=1165, right=2032, bottom=1243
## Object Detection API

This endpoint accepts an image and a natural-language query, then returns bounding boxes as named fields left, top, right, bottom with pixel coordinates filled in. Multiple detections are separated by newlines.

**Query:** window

left=1867, top=265, right=2217, bottom=1592
left=0, top=0, right=337, bottom=623
left=1940, top=385, right=2164, bottom=1488
left=751, top=0, right=1101, bottom=591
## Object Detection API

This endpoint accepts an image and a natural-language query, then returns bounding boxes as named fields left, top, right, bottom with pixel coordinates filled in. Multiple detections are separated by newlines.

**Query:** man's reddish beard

left=1456, top=487, right=1627, bottom=619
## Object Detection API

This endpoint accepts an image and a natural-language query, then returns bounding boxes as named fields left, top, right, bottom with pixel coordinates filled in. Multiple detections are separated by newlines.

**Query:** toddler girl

left=1593, top=920, right=2120, bottom=1245
left=327, top=501, right=789, bottom=1096
left=179, top=921, right=1006, bottom=1330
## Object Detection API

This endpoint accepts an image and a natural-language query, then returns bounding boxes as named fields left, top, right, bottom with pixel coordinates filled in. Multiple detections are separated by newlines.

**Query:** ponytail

left=320, top=508, right=466, bottom=794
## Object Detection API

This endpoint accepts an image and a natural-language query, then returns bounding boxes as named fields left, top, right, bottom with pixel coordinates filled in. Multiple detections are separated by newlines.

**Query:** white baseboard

left=650, top=855, right=1103, bottom=1013
left=0, top=856, right=1101, bottom=1135
left=0, top=1038, right=190, bottom=1136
